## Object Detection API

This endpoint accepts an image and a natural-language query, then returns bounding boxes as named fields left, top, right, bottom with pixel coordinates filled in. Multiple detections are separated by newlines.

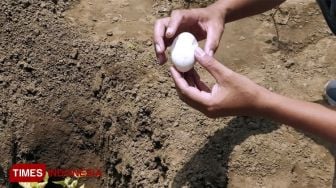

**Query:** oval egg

left=171, top=32, right=198, bottom=72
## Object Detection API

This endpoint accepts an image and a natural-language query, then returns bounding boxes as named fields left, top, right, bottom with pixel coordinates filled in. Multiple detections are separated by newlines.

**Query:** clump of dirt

left=0, top=0, right=335, bottom=187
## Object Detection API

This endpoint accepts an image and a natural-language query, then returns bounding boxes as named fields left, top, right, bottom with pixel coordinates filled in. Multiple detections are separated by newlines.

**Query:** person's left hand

left=170, top=47, right=271, bottom=118
left=154, top=6, right=226, bottom=64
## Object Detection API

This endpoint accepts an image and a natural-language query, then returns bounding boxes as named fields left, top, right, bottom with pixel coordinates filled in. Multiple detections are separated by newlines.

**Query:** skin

left=154, top=0, right=286, bottom=63
left=154, top=0, right=336, bottom=143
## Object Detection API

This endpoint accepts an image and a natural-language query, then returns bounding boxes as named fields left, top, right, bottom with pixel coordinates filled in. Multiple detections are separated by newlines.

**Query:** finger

left=154, top=18, right=170, bottom=53
left=166, top=10, right=184, bottom=38
left=170, top=67, right=193, bottom=91
left=170, top=67, right=210, bottom=104
left=154, top=18, right=170, bottom=64
left=204, top=23, right=224, bottom=56
left=194, top=47, right=232, bottom=81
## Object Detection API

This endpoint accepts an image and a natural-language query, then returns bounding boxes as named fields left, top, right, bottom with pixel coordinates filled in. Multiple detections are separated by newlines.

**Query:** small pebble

left=70, top=49, right=79, bottom=59
left=33, top=29, right=41, bottom=36
left=239, top=36, right=246, bottom=41
left=112, top=17, right=119, bottom=23
left=146, top=40, right=152, bottom=46
left=0, top=56, right=5, bottom=64
left=106, top=31, right=114, bottom=37
left=40, top=2, right=46, bottom=8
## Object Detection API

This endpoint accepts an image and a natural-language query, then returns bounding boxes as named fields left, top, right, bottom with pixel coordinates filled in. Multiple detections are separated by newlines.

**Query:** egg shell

left=171, top=32, right=198, bottom=72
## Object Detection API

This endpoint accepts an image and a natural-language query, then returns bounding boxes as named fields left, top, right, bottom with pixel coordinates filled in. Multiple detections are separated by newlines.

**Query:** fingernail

left=166, top=28, right=173, bottom=37
left=155, top=44, right=162, bottom=53
left=195, top=47, right=206, bottom=57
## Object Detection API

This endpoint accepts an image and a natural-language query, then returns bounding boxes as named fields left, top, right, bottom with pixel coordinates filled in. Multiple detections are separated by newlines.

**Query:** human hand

left=170, top=47, right=270, bottom=118
left=154, top=6, right=225, bottom=64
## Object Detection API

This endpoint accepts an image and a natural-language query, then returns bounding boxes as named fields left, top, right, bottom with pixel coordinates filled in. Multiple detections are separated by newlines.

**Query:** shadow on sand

left=172, top=116, right=335, bottom=188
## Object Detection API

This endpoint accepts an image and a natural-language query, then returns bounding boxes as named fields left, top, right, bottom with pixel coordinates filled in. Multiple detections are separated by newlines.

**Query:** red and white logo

left=9, top=164, right=46, bottom=183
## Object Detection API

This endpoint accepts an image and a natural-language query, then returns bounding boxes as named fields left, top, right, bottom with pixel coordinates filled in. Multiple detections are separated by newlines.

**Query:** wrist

left=254, top=87, right=279, bottom=117
left=206, top=2, right=229, bottom=22
left=208, top=0, right=235, bottom=22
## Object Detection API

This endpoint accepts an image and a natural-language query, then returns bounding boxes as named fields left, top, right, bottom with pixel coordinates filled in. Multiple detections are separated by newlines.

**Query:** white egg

left=171, top=32, right=198, bottom=72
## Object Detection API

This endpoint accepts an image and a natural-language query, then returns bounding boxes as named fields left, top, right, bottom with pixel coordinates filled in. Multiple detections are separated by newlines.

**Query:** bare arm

left=210, top=0, right=286, bottom=22
left=170, top=47, right=336, bottom=143
left=210, top=0, right=336, bottom=141
left=262, top=92, right=336, bottom=142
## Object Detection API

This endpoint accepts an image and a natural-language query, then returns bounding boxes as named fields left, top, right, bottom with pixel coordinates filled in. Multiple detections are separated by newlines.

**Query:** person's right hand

left=170, top=47, right=271, bottom=118
left=154, top=6, right=226, bottom=64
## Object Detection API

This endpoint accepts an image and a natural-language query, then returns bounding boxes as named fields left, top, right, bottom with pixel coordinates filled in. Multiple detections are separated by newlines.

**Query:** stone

left=106, top=31, right=114, bottom=37
left=285, top=60, right=295, bottom=69
left=70, top=49, right=79, bottom=59
left=239, top=36, right=246, bottom=41
left=146, top=40, right=152, bottom=46
left=112, top=17, right=119, bottom=23
left=0, top=55, right=5, bottom=64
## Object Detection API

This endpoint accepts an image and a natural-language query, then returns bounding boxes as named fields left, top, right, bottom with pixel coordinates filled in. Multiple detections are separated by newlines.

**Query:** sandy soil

left=0, top=0, right=335, bottom=187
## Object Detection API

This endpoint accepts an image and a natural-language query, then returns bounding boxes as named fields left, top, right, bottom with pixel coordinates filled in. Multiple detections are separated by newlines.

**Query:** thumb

left=194, top=47, right=232, bottom=81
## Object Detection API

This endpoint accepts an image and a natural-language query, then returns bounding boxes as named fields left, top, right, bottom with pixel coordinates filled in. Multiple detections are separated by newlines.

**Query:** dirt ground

left=0, top=0, right=336, bottom=187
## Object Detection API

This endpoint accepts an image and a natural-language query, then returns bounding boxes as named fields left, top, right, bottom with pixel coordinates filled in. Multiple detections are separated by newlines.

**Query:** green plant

left=18, top=172, right=49, bottom=188
left=18, top=173, right=85, bottom=188
left=53, top=177, right=85, bottom=188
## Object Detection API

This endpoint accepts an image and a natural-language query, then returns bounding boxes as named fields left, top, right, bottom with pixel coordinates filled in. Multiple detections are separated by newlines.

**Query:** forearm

left=260, top=91, right=336, bottom=142
left=209, top=0, right=286, bottom=22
